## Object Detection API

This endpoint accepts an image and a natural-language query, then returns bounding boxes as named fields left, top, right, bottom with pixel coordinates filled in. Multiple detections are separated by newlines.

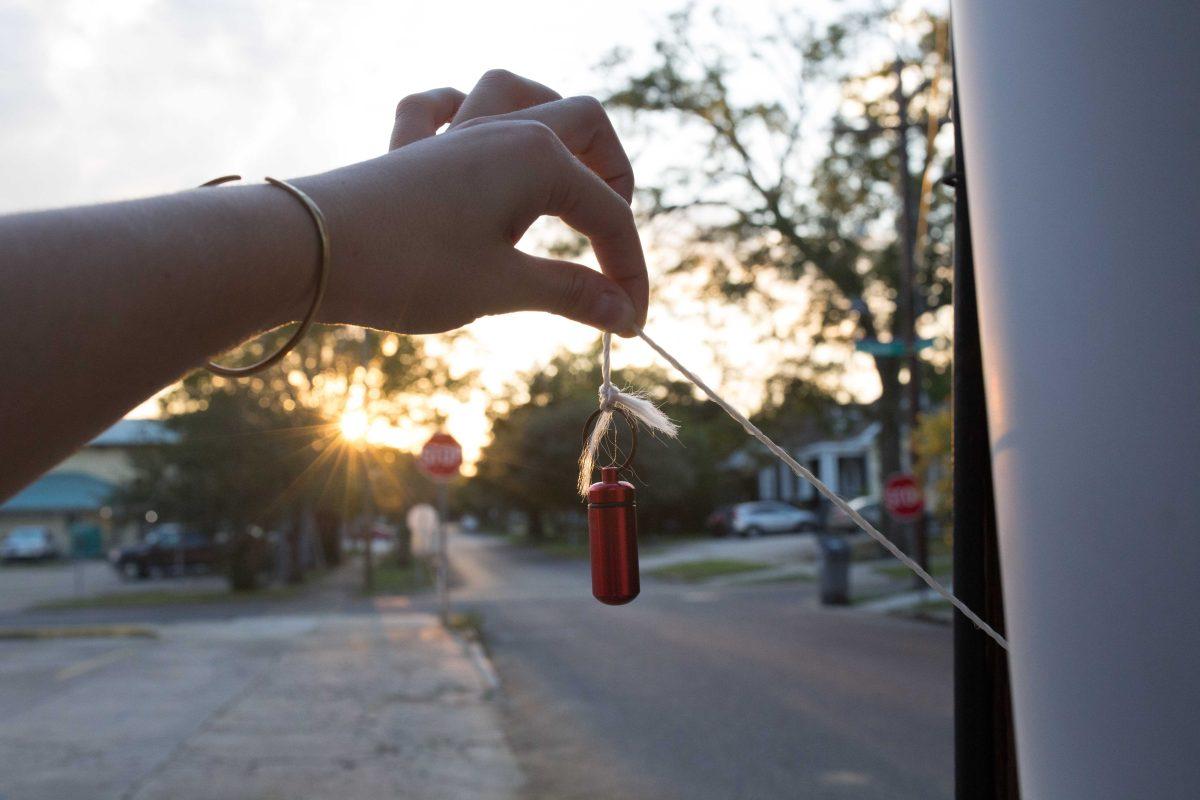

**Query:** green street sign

left=854, top=338, right=936, bottom=356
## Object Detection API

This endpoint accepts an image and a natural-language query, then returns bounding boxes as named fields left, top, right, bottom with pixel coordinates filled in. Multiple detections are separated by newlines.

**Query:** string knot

left=599, top=383, right=619, bottom=409
left=578, top=332, right=678, bottom=496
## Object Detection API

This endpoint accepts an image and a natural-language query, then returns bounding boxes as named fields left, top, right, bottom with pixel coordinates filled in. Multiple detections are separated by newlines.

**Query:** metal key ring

left=582, top=406, right=638, bottom=472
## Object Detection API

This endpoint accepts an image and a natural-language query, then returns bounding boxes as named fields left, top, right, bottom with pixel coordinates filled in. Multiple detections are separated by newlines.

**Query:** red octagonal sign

left=884, top=473, right=924, bottom=522
left=419, top=432, right=462, bottom=480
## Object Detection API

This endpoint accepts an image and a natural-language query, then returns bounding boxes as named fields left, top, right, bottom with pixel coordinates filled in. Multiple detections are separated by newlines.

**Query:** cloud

left=0, top=0, right=664, bottom=213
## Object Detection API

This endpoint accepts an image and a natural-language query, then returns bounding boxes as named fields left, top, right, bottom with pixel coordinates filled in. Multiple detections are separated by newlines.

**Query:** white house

left=755, top=421, right=886, bottom=505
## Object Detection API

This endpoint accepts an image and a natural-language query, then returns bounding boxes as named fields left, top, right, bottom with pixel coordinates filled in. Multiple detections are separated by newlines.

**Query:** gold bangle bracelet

left=199, top=174, right=331, bottom=377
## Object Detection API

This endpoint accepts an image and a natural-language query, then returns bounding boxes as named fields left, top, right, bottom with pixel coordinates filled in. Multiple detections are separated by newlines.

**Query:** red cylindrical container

left=587, top=466, right=639, bottom=605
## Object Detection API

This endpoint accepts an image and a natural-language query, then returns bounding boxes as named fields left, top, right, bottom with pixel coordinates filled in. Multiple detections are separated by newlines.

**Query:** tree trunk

left=225, top=527, right=261, bottom=592
left=526, top=506, right=545, bottom=542
left=284, top=516, right=304, bottom=585
left=395, top=522, right=413, bottom=567
left=874, top=356, right=905, bottom=544
left=315, top=510, right=342, bottom=566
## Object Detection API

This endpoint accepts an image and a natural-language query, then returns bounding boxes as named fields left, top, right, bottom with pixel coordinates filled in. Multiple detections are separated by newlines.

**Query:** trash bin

left=819, top=535, right=851, bottom=606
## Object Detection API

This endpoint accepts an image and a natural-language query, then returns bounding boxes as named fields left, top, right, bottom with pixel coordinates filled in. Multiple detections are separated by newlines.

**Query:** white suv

left=1, top=526, right=60, bottom=562
left=729, top=501, right=818, bottom=537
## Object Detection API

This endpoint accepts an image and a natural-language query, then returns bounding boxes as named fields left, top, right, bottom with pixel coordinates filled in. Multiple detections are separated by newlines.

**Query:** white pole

left=951, top=2, right=1200, bottom=796
left=437, top=481, right=449, bottom=624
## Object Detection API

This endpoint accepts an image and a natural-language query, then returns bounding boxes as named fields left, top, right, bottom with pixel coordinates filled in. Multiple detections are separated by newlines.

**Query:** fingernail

left=592, top=291, right=635, bottom=334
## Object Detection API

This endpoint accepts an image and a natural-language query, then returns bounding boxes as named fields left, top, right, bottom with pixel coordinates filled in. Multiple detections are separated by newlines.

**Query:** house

left=0, top=419, right=177, bottom=555
left=756, top=420, right=884, bottom=505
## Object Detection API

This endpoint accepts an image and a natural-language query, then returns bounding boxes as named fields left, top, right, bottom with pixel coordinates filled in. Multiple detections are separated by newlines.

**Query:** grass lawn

left=738, top=571, right=815, bottom=585
left=367, top=559, right=434, bottom=596
left=34, top=585, right=302, bottom=611
left=887, top=597, right=954, bottom=626
left=912, top=598, right=953, bottom=614
left=513, top=531, right=712, bottom=561
left=648, top=558, right=771, bottom=583
left=875, top=553, right=952, bottom=580
left=445, top=610, right=485, bottom=640
left=0, top=624, right=158, bottom=640
left=0, top=559, right=74, bottom=570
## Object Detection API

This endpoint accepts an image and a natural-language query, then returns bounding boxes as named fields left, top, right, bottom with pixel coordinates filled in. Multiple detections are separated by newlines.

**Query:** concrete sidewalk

left=0, top=613, right=522, bottom=800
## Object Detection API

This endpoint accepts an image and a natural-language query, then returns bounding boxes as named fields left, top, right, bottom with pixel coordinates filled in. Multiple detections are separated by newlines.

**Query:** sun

left=339, top=408, right=370, bottom=443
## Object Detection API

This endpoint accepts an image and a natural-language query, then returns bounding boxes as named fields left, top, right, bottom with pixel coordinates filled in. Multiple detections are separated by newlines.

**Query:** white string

left=600, top=332, right=617, bottom=407
left=578, top=333, right=678, bottom=495
left=635, top=326, right=1009, bottom=651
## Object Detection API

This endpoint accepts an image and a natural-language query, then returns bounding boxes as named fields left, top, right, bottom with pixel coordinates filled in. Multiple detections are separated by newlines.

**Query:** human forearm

left=1, top=72, right=649, bottom=502
left=0, top=183, right=314, bottom=498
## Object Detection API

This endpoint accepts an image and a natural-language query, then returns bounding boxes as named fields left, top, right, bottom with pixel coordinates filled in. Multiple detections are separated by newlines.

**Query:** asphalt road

left=450, top=533, right=953, bottom=800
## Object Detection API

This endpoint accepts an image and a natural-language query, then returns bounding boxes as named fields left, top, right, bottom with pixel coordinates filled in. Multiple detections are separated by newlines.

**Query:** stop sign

left=419, top=432, right=462, bottom=480
left=884, top=473, right=924, bottom=521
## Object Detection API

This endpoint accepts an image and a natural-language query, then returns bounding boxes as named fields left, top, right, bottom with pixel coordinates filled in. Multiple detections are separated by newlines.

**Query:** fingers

left=450, top=69, right=561, bottom=126
left=398, top=71, right=633, bottom=201
left=480, top=120, right=647, bottom=328
left=504, top=253, right=638, bottom=334
left=390, top=87, right=466, bottom=150
left=535, top=135, right=648, bottom=328
left=453, top=95, right=634, bottom=202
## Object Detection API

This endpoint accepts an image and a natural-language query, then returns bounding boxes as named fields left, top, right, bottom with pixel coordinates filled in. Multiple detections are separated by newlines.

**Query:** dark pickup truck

left=109, top=524, right=220, bottom=579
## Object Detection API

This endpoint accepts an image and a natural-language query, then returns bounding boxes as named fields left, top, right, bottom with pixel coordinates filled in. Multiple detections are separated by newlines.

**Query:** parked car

left=729, top=501, right=818, bottom=537
left=826, top=495, right=883, bottom=532
left=1, top=526, right=60, bottom=562
left=705, top=505, right=734, bottom=537
left=109, top=524, right=220, bottom=579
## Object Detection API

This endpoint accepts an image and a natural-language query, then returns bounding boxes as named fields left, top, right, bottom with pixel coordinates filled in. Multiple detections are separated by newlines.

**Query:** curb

left=0, top=624, right=159, bottom=640
left=467, top=640, right=501, bottom=696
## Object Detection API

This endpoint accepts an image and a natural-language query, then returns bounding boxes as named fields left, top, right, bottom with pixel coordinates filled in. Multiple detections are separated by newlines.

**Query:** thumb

left=506, top=253, right=638, bottom=335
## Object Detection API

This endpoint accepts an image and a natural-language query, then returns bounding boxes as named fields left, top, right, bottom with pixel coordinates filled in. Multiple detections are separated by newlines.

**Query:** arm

left=0, top=71, right=647, bottom=500
left=0, top=184, right=318, bottom=498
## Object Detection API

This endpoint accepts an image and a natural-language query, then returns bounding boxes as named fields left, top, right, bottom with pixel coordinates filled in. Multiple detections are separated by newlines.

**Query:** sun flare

left=339, top=408, right=370, bottom=443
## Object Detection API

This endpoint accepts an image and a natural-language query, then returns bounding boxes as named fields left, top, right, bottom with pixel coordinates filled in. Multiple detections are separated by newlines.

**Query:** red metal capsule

left=587, top=466, right=640, bottom=605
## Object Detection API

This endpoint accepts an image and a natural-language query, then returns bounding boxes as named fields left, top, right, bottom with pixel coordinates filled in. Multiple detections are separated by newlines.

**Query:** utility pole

left=892, top=57, right=929, bottom=585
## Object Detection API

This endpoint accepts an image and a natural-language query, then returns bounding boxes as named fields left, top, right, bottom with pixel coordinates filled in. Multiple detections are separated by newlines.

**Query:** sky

left=0, top=0, right=900, bottom=466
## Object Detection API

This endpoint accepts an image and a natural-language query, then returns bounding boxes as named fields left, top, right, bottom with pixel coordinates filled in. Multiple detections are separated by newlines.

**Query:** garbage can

left=819, top=535, right=851, bottom=606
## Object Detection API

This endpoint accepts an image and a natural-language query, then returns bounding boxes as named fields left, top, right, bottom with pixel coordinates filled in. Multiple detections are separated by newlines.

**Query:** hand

left=390, top=69, right=634, bottom=202
left=296, top=70, right=647, bottom=336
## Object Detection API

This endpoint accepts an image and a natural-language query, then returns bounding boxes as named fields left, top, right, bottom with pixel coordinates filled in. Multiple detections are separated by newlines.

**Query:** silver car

left=827, top=496, right=883, bottom=532
left=729, top=501, right=818, bottom=537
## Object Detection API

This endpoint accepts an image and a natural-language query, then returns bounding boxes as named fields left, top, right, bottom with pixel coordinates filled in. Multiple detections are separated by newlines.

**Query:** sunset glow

left=339, top=408, right=370, bottom=444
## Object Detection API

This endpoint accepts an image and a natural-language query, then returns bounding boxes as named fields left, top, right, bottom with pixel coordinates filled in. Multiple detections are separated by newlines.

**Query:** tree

left=912, top=404, right=952, bottom=535
left=604, top=5, right=954, bottom=514
left=115, top=324, right=454, bottom=588
left=470, top=344, right=744, bottom=540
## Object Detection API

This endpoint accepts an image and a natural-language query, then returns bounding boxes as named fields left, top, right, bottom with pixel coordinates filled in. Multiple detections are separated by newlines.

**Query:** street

left=0, top=534, right=952, bottom=799
left=451, top=533, right=953, bottom=800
